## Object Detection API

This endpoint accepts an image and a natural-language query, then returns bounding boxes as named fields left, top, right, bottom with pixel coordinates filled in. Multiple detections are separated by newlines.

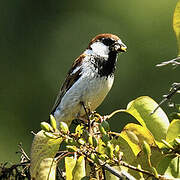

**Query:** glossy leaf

left=173, top=0, right=180, bottom=56
left=125, top=96, right=169, bottom=141
left=111, top=136, right=136, bottom=164
left=129, top=147, right=163, bottom=179
left=30, top=130, right=62, bottom=180
left=120, top=123, right=156, bottom=155
left=166, top=119, right=180, bottom=142
left=65, top=156, right=86, bottom=180
left=65, top=157, right=77, bottom=180
left=50, top=115, right=57, bottom=131
left=73, top=156, right=86, bottom=180
left=157, top=155, right=180, bottom=179
left=75, top=124, right=84, bottom=137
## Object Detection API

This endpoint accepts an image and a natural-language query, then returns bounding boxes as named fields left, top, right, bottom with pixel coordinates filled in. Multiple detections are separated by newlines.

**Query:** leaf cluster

left=30, top=96, right=180, bottom=180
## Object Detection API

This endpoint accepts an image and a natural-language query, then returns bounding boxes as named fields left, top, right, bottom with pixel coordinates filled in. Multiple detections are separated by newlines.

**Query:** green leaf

left=124, top=96, right=169, bottom=141
left=142, top=141, right=151, bottom=160
left=175, top=104, right=180, bottom=112
left=72, top=156, right=86, bottom=180
left=88, top=135, right=98, bottom=147
left=65, top=157, right=77, bottom=180
left=120, top=123, right=156, bottom=155
left=97, top=138, right=106, bottom=155
left=65, top=156, right=86, bottom=180
left=173, top=0, right=180, bottom=56
left=101, top=120, right=110, bottom=132
left=157, top=155, right=180, bottom=179
left=30, top=130, right=62, bottom=180
left=111, top=136, right=136, bottom=164
left=166, top=119, right=180, bottom=142
left=50, top=115, right=57, bottom=131
left=59, top=121, right=69, bottom=133
left=75, top=124, right=84, bottom=137
left=40, top=122, right=54, bottom=132
left=106, top=142, right=114, bottom=159
left=129, top=147, right=164, bottom=179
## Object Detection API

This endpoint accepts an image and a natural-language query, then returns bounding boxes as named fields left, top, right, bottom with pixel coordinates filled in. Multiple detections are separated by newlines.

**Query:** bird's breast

left=81, top=74, right=114, bottom=110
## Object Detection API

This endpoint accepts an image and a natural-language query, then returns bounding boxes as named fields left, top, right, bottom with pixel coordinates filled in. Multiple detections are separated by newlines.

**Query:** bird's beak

left=114, top=40, right=127, bottom=52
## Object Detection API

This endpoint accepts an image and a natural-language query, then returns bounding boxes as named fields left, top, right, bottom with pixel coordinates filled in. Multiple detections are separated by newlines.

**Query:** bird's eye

left=101, top=38, right=115, bottom=46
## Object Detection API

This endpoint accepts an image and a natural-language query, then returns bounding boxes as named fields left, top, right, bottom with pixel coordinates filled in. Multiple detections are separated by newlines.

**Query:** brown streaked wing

left=51, top=54, right=85, bottom=114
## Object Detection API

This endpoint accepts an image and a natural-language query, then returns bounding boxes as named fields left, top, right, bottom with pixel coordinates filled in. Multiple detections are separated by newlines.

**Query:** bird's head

left=86, top=33, right=127, bottom=57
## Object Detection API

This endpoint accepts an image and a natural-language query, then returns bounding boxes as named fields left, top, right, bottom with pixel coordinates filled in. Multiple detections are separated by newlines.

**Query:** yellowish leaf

left=111, top=136, right=136, bottom=164
left=65, top=157, right=77, bottom=180
left=129, top=147, right=163, bottom=179
left=125, top=96, right=169, bottom=141
left=157, top=155, right=180, bottom=179
left=65, top=156, right=86, bottom=180
left=30, top=130, right=62, bottom=180
left=72, top=156, right=86, bottom=180
left=173, top=0, right=180, bottom=56
left=166, top=119, right=180, bottom=142
left=120, top=123, right=156, bottom=155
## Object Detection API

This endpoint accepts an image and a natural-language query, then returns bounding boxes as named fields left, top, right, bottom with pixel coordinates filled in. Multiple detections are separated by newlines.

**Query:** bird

left=50, top=33, right=127, bottom=128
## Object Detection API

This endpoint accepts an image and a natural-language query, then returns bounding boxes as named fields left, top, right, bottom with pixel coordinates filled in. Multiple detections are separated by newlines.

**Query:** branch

left=120, top=161, right=175, bottom=180
left=156, top=57, right=180, bottom=67
left=99, top=160, right=136, bottom=180
left=151, top=82, right=180, bottom=114
left=77, top=151, right=136, bottom=180
left=120, top=161, right=154, bottom=178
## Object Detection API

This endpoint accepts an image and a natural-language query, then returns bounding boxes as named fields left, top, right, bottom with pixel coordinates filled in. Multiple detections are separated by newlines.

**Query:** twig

left=18, top=144, right=30, bottom=161
left=55, top=151, right=74, bottom=162
left=102, top=163, right=136, bottom=180
left=120, top=161, right=155, bottom=178
left=156, top=56, right=180, bottom=67
left=96, top=159, right=136, bottom=180
left=151, top=82, right=180, bottom=114
left=105, top=109, right=124, bottom=120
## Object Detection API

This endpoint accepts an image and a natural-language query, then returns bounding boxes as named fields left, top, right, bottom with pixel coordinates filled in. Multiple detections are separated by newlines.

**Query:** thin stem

left=105, top=109, right=125, bottom=120
left=156, top=56, right=180, bottom=67
left=151, top=82, right=180, bottom=114
left=102, top=163, right=136, bottom=180
left=120, top=161, right=155, bottom=178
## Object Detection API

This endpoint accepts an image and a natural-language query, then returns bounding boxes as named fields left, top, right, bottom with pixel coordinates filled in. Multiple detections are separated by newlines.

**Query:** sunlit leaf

left=142, top=141, right=151, bottom=160
left=129, top=147, right=163, bottom=179
left=65, top=157, right=77, bottom=180
left=166, top=119, right=180, bottom=142
left=75, top=124, right=84, bottom=137
left=125, top=96, right=169, bottom=141
left=30, top=130, right=62, bottom=180
left=73, top=156, right=86, bottom=180
left=120, top=123, right=156, bottom=155
left=65, top=156, right=86, bottom=180
left=157, top=155, right=180, bottom=179
left=173, top=0, right=180, bottom=56
left=111, top=136, right=136, bottom=164
left=97, top=138, right=106, bottom=155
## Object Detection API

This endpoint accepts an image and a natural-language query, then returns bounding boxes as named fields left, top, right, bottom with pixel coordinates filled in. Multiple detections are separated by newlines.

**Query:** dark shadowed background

left=0, top=0, right=179, bottom=162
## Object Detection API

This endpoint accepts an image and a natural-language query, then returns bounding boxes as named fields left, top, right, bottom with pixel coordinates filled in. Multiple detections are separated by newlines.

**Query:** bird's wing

left=51, top=54, right=85, bottom=114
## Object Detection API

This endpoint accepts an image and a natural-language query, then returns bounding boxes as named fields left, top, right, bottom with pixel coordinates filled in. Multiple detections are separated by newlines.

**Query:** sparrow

left=50, top=33, right=127, bottom=127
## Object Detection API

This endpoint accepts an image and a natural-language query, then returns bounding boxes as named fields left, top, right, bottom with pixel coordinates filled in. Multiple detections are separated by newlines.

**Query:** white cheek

left=90, top=42, right=109, bottom=57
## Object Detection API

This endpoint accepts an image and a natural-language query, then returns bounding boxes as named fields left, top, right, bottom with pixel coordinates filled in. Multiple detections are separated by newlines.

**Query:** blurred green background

left=0, top=0, right=179, bottom=162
